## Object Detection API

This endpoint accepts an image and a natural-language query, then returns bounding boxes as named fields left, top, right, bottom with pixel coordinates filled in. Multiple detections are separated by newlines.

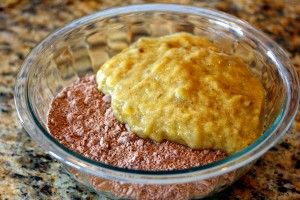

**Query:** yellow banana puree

left=96, top=33, right=265, bottom=155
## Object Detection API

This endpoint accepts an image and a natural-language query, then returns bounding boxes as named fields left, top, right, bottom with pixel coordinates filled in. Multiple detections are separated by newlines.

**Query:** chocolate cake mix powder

left=47, top=75, right=229, bottom=199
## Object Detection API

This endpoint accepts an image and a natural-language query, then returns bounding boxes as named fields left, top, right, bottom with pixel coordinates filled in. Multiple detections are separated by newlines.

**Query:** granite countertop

left=0, top=0, right=299, bottom=199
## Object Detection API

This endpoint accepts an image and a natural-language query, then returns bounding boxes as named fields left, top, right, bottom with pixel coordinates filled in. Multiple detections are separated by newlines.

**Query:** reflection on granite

left=0, top=0, right=299, bottom=199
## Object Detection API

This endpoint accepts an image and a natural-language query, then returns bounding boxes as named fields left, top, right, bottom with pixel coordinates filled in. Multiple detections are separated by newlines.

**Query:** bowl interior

left=28, top=10, right=284, bottom=137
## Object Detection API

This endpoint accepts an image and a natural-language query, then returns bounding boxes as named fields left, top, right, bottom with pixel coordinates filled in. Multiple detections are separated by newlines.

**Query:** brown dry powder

left=48, top=75, right=226, bottom=171
left=47, top=75, right=229, bottom=199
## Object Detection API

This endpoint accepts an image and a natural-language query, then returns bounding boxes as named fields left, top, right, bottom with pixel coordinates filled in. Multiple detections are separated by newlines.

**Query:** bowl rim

left=15, top=4, right=299, bottom=184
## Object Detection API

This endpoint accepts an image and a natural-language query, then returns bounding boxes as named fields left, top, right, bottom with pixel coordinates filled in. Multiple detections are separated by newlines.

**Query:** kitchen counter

left=0, top=0, right=299, bottom=199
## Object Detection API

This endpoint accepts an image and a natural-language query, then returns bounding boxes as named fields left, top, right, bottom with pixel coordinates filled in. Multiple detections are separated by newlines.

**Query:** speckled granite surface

left=0, top=0, right=299, bottom=199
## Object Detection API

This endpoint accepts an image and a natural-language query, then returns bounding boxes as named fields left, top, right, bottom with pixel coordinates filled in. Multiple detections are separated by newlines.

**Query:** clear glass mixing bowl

left=15, top=4, right=299, bottom=199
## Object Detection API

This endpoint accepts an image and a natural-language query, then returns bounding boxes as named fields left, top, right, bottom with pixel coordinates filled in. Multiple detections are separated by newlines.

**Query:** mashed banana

left=96, top=33, right=264, bottom=155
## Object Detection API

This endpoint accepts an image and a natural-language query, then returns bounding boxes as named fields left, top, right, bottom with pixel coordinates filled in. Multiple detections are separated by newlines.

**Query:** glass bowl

left=15, top=4, right=299, bottom=199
